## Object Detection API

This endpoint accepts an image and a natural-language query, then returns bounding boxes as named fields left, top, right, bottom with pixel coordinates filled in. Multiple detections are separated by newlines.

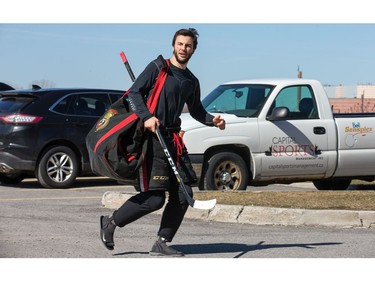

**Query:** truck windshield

left=202, top=84, right=275, bottom=117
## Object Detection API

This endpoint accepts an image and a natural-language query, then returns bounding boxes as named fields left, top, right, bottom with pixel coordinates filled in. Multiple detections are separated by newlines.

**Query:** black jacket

left=127, top=56, right=215, bottom=128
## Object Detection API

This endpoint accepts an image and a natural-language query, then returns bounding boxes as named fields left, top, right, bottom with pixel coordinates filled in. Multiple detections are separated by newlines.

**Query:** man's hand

left=213, top=115, right=225, bottom=130
left=144, top=116, right=160, bottom=133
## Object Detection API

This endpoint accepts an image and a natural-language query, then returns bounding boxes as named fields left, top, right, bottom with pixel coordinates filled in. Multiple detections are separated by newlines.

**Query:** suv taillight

left=0, top=114, right=43, bottom=124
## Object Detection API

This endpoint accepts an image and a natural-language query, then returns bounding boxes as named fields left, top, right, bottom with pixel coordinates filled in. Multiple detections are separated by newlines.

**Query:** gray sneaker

left=100, top=215, right=116, bottom=251
left=149, top=237, right=184, bottom=257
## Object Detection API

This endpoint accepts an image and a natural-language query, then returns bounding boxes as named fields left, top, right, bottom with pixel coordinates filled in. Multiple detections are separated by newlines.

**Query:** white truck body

left=180, top=79, right=375, bottom=190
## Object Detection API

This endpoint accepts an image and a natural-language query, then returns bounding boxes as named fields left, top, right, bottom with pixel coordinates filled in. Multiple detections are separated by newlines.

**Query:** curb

left=101, top=191, right=375, bottom=229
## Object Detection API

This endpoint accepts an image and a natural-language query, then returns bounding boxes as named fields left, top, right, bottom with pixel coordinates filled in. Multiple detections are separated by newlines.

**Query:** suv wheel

left=37, top=146, right=79, bottom=188
left=204, top=151, right=249, bottom=191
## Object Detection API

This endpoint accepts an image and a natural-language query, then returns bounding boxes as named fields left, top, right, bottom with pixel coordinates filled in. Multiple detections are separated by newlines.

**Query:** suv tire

left=37, top=146, right=79, bottom=188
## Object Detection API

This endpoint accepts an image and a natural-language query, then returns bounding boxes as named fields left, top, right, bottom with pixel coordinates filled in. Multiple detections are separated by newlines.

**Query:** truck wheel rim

left=214, top=160, right=241, bottom=191
left=46, top=152, right=74, bottom=183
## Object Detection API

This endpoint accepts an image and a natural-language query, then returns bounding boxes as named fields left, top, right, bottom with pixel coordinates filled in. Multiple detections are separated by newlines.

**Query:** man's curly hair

left=172, top=28, right=199, bottom=50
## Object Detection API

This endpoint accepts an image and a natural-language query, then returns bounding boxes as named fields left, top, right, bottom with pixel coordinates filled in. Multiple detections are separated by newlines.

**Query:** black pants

left=112, top=134, right=193, bottom=242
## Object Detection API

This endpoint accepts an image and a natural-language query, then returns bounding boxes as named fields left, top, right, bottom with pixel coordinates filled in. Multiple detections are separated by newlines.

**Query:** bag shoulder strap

left=147, top=55, right=170, bottom=114
left=93, top=57, right=169, bottom=153
left=152, top=55, right=169, bottom=72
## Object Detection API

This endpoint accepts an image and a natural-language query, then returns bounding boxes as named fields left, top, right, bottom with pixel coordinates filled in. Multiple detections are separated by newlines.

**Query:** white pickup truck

left=180, top=79, right=375, bottom=191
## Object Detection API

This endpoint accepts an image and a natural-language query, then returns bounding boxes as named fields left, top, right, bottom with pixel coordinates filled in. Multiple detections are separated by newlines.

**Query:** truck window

left=203, top=84, right=274, bottom=117
left=269, top=85, right=318, bottom=119
left=205, top=87, right=248, bottom=111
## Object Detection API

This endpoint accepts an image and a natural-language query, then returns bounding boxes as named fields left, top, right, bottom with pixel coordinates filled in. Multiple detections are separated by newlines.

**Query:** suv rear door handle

left=313, top=127, right=326, bottom=135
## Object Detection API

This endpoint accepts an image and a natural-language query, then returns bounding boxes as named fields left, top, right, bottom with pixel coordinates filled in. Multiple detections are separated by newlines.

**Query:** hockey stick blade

left=192, top=197, right=217, bottom=210
left=155, top=127, right=216, bottom=210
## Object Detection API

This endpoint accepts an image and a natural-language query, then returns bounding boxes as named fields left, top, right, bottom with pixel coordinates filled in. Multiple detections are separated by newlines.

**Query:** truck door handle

left=313, top=127, right=326, bottom=135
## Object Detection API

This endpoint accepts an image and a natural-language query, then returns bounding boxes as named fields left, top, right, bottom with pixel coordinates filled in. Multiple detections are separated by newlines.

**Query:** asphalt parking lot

left=1, top=177, right=374, bottom=260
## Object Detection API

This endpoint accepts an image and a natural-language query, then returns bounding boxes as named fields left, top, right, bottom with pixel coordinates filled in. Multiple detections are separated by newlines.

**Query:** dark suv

left=0, top=87, right=124, bottom=188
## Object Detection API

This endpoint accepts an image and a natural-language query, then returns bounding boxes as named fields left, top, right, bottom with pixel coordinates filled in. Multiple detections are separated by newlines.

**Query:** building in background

left=327, top=84, right=375, bottom=113
left=296, top=68, right=375, bottom=114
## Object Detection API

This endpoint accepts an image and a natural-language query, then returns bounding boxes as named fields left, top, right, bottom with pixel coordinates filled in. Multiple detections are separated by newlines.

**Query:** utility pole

left=297, top=65, right=302, bottom=79
left=361, top=90, right=365, bottom=112
left=297, top=66, right=302, bottom=103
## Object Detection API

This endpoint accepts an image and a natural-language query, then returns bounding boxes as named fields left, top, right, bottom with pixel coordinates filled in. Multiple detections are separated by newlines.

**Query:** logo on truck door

left=344, top=122, right=373, bottom=147
left=345, top=122, right=372, bottom=134
left=265, top=136, right=321, bottom=158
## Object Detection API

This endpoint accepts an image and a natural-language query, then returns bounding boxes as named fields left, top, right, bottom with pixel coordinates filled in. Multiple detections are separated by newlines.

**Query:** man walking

left=100, top=28, right=225, bottom=257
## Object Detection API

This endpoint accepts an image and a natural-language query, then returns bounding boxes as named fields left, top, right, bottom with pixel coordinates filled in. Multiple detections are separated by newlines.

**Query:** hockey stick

left=155, top=127, right=216, bottom=209
left=119, top=51, right=216, bottom=210
left=120, top=51, right=136, bottom=82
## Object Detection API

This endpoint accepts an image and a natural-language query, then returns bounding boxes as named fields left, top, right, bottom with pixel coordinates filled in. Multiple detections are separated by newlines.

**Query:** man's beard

left=173, top=50, right=192, bottom=65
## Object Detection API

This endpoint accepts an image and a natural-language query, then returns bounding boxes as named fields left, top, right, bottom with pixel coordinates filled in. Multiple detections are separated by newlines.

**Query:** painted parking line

left=0, top=185, right=133, bottom=192
left=69, top=185, right=134, bottom=191
left=0, top=196, right=101, bottom=202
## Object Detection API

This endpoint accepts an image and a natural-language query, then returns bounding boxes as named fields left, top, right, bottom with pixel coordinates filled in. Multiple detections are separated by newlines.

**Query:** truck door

left=258, top=85, right=329, bottom=178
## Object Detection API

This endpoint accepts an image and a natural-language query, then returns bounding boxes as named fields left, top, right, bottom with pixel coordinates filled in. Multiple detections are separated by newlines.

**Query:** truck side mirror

left=266, top=107, right=290, bottom=121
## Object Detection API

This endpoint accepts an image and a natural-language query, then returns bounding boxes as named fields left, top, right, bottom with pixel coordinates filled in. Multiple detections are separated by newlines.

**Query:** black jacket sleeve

left=186, top=75, right=216, bottom=127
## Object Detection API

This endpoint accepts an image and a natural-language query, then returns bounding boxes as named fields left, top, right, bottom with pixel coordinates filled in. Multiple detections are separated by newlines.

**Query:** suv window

left=52, top=95, right=74, bottom=114
left=110, top=93, right=123, bottom=103
left=0, top=96, right=36, bottom=113
left=52, top=93, right=112, bottom=116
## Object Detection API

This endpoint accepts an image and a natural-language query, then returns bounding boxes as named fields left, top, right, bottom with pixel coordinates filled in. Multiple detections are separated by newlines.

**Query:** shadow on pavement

left=348, top=184, right=375, bottom=190
left=113, top=251, right=149, bottom=256
left=110, top=241, right=344, bottom=258
left=172, top=241, right=343, bottom=258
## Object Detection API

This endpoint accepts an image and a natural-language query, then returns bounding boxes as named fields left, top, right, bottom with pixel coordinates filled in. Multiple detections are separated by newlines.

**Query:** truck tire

left=37, top=146, right=79, bottom=188
left=313, top=179, right=351, bottom=190
left=204, top=151, right=249, bottom=191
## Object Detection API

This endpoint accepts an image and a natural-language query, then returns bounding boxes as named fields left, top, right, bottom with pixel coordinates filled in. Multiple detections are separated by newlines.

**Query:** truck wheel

left=37, top=146, right=79, bottom=188
left=313, top=179, right=351, bottom=190
left=205, top=151, right=249, bottom=191
left=0, top=173, right=26, bottom=185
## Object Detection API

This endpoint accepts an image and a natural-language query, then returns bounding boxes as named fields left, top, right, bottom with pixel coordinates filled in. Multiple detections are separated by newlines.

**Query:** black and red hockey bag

left=86, top=55, right=169, bottom=181
left=86, top=97, right=143, bottom=180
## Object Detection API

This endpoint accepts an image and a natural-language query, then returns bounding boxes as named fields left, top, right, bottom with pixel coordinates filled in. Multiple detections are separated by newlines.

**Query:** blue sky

left=2, top=2, right=375, bottom=98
